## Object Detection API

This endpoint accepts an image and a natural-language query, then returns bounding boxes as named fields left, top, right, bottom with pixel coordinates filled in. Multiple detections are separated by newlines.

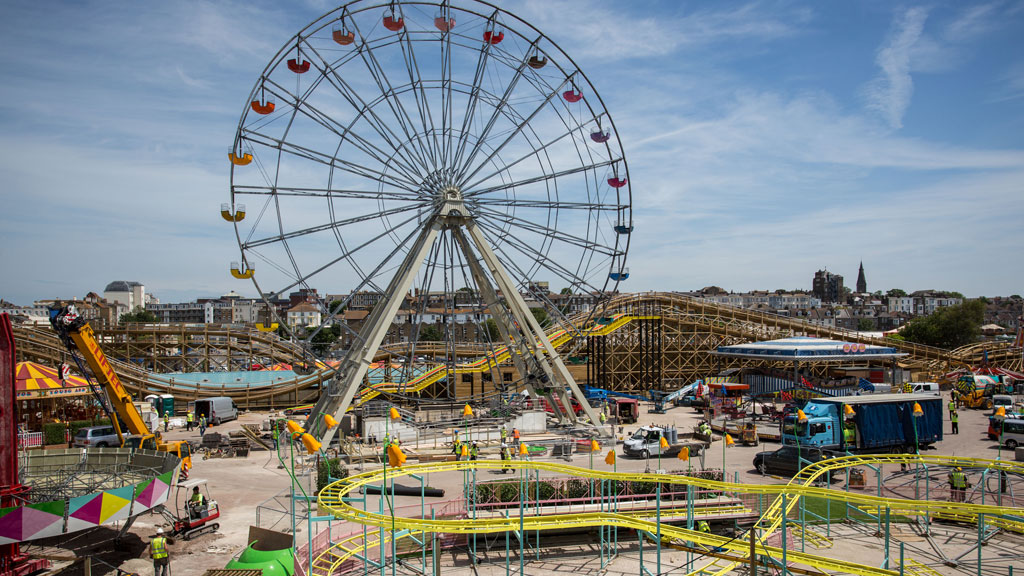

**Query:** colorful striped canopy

left=15, top=362, right=91, bottom=398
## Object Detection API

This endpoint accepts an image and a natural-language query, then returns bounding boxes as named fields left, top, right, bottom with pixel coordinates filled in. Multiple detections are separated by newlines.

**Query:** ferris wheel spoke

left=293, top=45, right=430, bottom=179
left=455, top=76, right=572, bottom=187
left=487, top=231, right=607, bottom=298
left=450, top=44, right=540, bottom=184
left=243, top=129, right=419, bottom=192
left=450, top=34, right=500, bottom=175
left=286, top=90, right=424, bottom=185
left=464, top=158, right=615, bottom=199
left=393, top=6, right=441, bottom=167
left=265, top=207, right=429, bottom=299
left=233, top=185, right=422, bottom=201
left=477, top=220, right=605, bottom=294
left=242, top=201, right=428, bottom=250
left=468, top=197, right=618, bottom=211
left=441, top=25, right=455, bottom=170
left=474, top=205, right=615, bottom=257
left=344, top=21, right=434, bottom=174
left=462, top=119, right=603, bottom=192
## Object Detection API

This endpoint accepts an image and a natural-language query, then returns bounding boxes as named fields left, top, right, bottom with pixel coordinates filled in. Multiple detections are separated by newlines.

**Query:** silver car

left=73, top=425, right=120, bottom=448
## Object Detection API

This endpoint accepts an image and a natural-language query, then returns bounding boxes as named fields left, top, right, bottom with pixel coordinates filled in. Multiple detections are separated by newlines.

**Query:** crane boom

left=49, top=305, right=192, bottom=476
left=66, top=322, right=153, bottom=438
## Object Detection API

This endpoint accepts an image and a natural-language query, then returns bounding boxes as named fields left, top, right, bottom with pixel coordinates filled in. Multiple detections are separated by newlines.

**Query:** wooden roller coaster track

left=9, top=293, right=1020, bottom=409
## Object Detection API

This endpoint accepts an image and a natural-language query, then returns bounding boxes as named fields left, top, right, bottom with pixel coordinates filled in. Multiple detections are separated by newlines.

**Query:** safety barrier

left=17, top=432, right=43, bottom=448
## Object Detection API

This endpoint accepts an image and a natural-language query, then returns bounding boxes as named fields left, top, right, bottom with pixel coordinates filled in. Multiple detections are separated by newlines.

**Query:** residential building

left=888, top=296, right=914, bottom=315
left=287, top=302, right=322, bottom=329
left=812, top=270, right=844, bottom=303
left=103, top=281, right=145, bottom=320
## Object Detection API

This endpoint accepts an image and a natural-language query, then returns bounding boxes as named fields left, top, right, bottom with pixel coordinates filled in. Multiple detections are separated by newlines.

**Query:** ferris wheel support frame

left=464, top=220, right=604, bottom=429
left=450, top=229, right=550, bottom=416
left=304, top=188, right=606, bottom=445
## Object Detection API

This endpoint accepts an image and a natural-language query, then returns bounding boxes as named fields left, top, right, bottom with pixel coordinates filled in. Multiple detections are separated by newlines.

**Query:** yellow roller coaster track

left=350, top=314, right=656, bottom=407
left=315, top=454, right=1023, bottom=576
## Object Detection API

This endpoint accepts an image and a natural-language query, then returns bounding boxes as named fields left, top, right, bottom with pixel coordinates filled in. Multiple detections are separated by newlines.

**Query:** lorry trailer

left=781, top=393, right=943, bottom=453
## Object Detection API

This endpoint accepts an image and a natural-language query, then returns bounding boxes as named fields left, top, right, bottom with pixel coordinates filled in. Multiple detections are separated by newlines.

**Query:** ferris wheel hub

left=438, top=186, right=467, bottom=221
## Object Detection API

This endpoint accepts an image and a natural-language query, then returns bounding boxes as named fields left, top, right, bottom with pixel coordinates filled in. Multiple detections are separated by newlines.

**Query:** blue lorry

left=781, top=393, right=943, bottom=453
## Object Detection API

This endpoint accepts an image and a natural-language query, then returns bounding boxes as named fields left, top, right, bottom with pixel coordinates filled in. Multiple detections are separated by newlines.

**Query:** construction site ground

left=22, top=390, right=1022, bottom=576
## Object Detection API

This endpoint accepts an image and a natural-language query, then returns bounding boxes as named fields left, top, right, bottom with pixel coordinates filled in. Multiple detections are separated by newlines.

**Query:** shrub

left=565, top=478, right=589, bottom=499
left=43, top=423, right=67, bottom=445
left=317, top=457, right=348, bottom=493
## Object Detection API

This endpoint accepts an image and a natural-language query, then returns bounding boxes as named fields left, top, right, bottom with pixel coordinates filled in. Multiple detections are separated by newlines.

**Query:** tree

left=857, top=318, right=875, bottom=331
left=419, top=325, right=442, bottom=342
left=899, top=300, right=984, bottom=349
left=530, top=307, right=549, bottom=328
left=482, top=318, right=501, bottom=341
left=886, top=289, right=907, bottom=298
left=308, top=324, right=341, bottom=356
left=328, top=300, right=345, bottom=314
left=560, top=287, right=573, bottom=295
left=120, top=307, right=159, bottom=324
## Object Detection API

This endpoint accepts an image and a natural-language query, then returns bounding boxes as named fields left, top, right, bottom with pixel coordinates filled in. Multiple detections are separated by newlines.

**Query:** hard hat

left=157, top=528, right=165, bottom=535
left=956, top=467, right=962, bottom=471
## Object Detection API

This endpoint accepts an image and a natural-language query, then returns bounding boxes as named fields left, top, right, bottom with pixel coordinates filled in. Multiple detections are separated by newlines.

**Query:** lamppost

left=520, top=442, right=530, bottom=576
left=678, top=445, right=691, bottom=475
left=283, top=419, right=327, bottom=576
left=382, top=407, right=402, bottom=576
left=590, top=439, right=600, bottom=500
left=605, top=449, right=618, bottom=562
left=722, top=432, right=734, bottom=478
left=658, top=435, right=669, bottom=472
left=994, top=406, right=1007, bottom=460
left=795, top=409, right=808, bottom=471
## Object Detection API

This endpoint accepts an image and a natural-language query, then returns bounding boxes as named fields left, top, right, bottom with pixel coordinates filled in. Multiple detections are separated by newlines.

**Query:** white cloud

left=943, top=2, right=1000, bottom=43
left=513, top=0, right=808, bottom=60
left=864, top=7, right=929, bottom=129
left=992, top=61, right=1024, bottom=102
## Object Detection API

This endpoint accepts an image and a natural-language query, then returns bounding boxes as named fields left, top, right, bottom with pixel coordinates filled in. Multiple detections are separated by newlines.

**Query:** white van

left=992, top=394, right=1014, bottom=414
left=998, top=418, right=1024, bottom=450
left=194, top=397, right=238, bottom=426
left=909, top=382, right=940, bottom=394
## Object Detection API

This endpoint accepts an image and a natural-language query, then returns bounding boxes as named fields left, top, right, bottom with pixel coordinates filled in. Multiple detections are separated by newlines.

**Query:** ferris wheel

left=225, top=0, right=632, bottom=440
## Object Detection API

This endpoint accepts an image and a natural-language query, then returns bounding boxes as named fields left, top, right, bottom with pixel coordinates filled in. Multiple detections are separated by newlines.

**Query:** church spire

left=856, top=261, right=867, bottom=293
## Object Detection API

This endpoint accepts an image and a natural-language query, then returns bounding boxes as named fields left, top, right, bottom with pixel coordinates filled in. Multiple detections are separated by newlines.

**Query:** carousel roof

left=713, top=336, right=905, bottom=361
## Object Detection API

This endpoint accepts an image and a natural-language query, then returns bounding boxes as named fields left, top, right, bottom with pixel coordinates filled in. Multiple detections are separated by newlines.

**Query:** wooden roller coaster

left=9, top=293, right=1020, bottom=409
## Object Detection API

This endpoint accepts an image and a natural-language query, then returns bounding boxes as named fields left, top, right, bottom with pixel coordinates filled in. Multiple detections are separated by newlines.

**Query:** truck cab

left=781, top=402, right=840, bottom=449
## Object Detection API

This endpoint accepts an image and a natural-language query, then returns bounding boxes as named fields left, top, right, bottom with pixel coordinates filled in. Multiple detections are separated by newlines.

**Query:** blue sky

left=1, top=1, right=1022, bottom=306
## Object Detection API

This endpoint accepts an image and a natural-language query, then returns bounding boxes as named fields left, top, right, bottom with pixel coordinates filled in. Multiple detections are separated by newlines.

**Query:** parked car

left=752, top=446, right=841, bottom=478
left=73, top=425, right=119, bottom=448
left=995, top=418, right=1024, bottom=449
left=988, top=413, right=1023, bottom=440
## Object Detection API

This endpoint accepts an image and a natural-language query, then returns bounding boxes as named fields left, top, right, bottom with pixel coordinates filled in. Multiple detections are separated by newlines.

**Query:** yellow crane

left=49, top=305, right=192, bottom=477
